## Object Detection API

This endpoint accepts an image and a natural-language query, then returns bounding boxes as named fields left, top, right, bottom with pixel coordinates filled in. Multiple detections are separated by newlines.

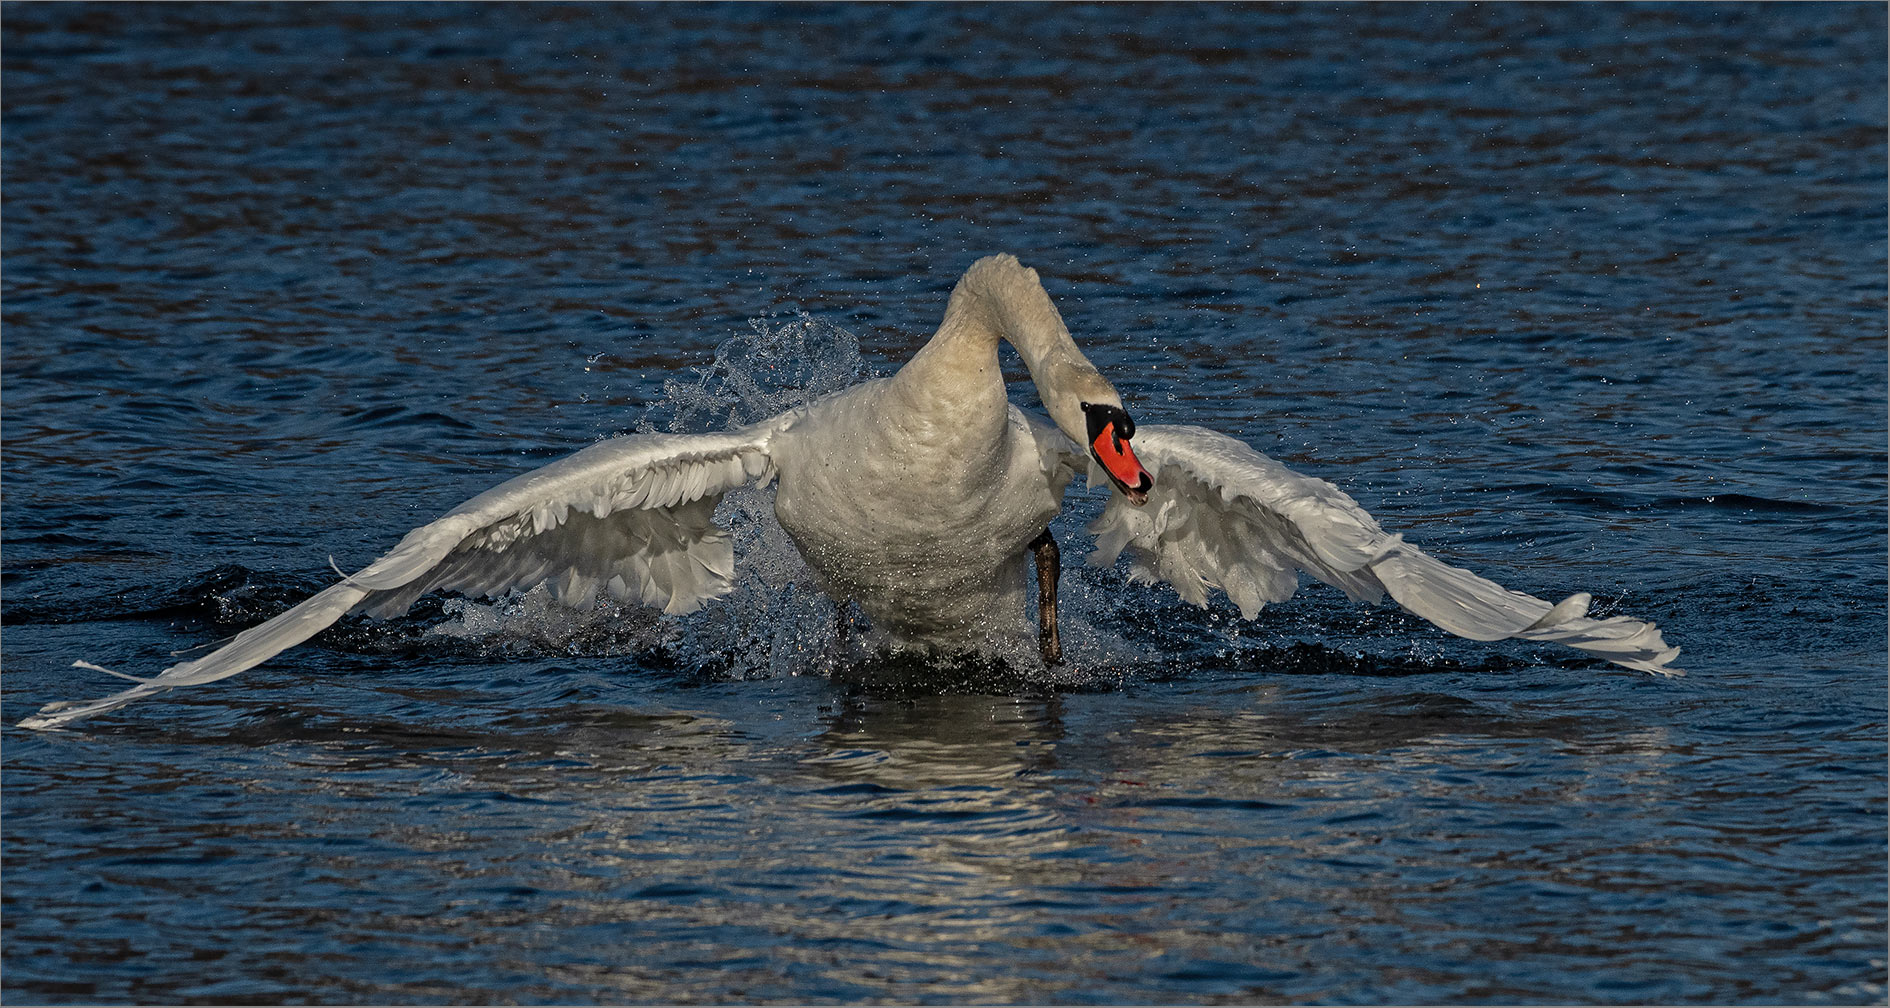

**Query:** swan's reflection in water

left=226, top=661, right=1677, bottom=1003
left=8, top=633, right=1857, bottom=1005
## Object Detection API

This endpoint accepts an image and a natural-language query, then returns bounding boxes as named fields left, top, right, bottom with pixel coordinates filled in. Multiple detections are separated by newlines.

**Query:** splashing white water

left=642, top=313, right=870, bottom=436
left=655, top=314, right=881, bottom=676
left=436, top=314, right=881, bottom=677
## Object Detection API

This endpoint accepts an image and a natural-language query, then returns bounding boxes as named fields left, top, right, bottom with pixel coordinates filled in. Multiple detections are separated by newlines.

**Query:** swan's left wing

left=1088, top=425, right=1682, bottom=676
left=19, top=417, right=793, bottom=731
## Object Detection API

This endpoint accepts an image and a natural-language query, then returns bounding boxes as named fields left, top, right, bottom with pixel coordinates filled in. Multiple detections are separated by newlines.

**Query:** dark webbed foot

left=1029, top=528, right=1062, bottom=665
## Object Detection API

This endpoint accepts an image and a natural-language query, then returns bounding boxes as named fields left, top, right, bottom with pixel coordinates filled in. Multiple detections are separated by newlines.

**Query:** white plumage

left=20, top=424, right=788, bottom=730
left=20, top=255, right=1680, bottom=730
left=1091, top=426, right=1681, bottom=674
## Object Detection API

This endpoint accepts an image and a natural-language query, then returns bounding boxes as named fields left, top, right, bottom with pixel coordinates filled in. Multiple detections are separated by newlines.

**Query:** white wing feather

left=1087, top=425, right=1682, bottom=676
left=20, top=416, right=794, bottom=730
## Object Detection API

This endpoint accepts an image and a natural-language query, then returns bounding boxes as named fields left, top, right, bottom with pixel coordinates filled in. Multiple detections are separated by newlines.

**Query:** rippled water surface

left=4, top=3, right=1885, bottom=1004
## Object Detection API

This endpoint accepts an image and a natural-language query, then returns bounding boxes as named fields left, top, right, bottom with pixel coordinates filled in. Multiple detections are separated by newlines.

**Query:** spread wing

left=1086, top=425, right=1682, bottom=676
left=20, top=416, right=795, bottom=730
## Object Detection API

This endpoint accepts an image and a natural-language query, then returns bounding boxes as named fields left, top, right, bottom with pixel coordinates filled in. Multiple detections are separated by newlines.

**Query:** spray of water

left=647, top=314, right=879, bottom=676
left=435, top=315, right=881, bottom=678
left=641, top=313, right=868, bottom=436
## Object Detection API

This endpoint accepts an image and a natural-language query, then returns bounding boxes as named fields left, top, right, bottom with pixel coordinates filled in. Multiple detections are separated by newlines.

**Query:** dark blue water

left=4, top=3, right=1884, bottom=1003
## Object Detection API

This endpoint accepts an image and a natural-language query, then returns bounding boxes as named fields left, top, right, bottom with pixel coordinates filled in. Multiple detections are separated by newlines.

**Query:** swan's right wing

left=1089, top=425, right=1682, bottom=676
left=20, top=417, right=795, bottom=730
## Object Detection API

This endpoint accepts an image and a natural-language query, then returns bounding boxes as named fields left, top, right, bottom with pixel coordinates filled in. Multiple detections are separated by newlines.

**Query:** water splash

left=437, top=315, right=878, bottom=678
left=640, top=313, right=870, bottom=436
left=654, top=314, right=879, bottom=677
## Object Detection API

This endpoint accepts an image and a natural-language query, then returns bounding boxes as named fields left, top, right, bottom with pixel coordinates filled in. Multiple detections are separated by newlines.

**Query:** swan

left=19, top=255, right=1680, bottom=730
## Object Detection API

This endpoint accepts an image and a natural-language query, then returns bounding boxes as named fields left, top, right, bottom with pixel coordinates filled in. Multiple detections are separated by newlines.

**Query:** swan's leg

left=1029, top=528, right=1062, bottom=665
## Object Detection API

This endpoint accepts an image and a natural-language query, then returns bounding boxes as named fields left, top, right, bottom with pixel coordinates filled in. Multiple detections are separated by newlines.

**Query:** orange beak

left=1084, top=404, right=1153, bottom=506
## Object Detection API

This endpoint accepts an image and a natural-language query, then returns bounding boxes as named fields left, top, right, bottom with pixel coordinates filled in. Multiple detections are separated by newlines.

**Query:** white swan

left=20, top=255, right=1680, bottom=730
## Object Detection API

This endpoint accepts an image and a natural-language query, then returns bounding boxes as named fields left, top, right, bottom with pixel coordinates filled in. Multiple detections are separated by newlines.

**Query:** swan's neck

left=907, top=255, right=1120, bottom=444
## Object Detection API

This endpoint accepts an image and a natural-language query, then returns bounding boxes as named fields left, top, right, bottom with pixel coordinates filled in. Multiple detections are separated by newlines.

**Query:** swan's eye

left=1082, top=402, right=1135, bottom=447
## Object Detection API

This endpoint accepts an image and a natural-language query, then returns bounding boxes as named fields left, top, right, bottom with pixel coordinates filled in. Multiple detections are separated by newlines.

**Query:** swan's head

left=1080, top=401, right=1153, bottom=506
